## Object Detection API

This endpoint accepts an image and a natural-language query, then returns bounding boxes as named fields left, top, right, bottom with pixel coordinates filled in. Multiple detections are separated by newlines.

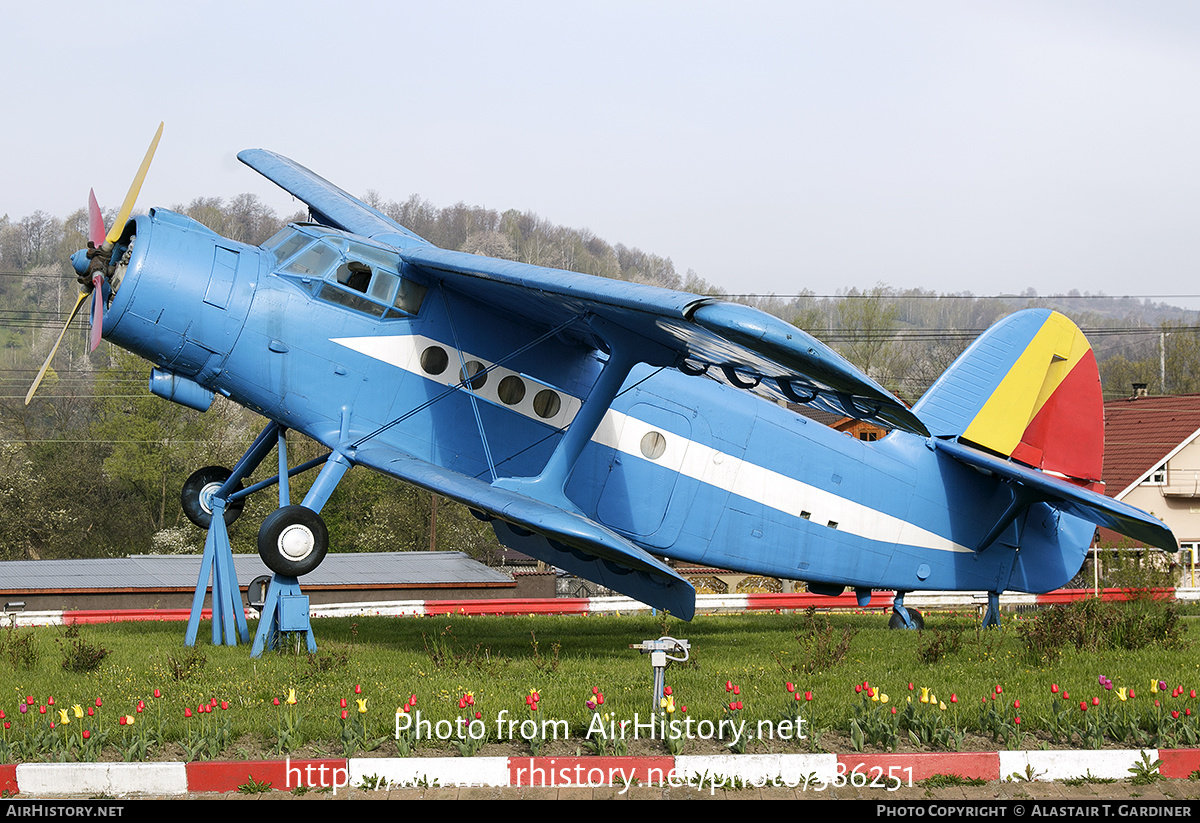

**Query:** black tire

left=888, top=608, right=925, bottom=630
left=181, top=466, right=245, bottom=529
left=257, top=505, right=328, bottom=577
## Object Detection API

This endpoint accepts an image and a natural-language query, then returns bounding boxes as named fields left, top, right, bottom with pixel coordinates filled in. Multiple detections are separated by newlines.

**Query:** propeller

left=25, top=123, right=163, bottom=405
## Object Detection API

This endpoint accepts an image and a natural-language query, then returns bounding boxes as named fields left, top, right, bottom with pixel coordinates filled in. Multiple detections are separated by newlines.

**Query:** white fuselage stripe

left=333, top=335, right=972, bottom=554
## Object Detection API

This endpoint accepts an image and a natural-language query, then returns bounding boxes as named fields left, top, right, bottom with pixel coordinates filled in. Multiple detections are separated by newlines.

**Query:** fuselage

left=103, top=210, right=1092, bottom=597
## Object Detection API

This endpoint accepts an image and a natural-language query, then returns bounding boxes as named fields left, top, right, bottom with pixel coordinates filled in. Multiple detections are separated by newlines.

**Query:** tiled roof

left=1103, top=394, right=1200, bottom=498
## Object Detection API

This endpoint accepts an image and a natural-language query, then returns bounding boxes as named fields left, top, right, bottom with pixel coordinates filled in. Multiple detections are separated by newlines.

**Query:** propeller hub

left=71, top=249, right=89, bottom=277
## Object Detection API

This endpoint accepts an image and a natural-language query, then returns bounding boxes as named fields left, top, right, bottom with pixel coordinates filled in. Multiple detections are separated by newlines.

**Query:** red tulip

left=184, top=708, right=193, bottom=717
left=95, top=698, right=102, bottom=707
left=1080, top=701, right=1087, bottom=712
left=341, top=710, right=348, bottom=720
left=664, top=686, right=672, bottom=696
left=1092, top=697, right=1100, bottom=707
left=786, top=682, right=795, bottom=693
left=725, top=681, right=733, bottom=692
left=1051, top=684, right=1059, bottom=694
left=355, top=684, right=362, bottom=694
left=340, top=698, right=348, bottom=708
left=153, top=689, right=161, bottom=699
left=1014, top=717, right=1021, bottom=725
left=805, top=691, right=813, bottom=701
left=82, top=730, right=90, bottom=740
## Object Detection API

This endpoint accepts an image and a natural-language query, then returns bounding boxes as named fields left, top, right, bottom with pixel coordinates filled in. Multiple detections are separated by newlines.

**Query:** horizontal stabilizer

left=934, top=437, right=1176, bottom=551
left=352, top=446, right=696, bottom=618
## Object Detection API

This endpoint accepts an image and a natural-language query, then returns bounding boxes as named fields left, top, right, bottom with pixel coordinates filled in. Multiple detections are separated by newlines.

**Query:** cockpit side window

left=284, top=243, right=340, bottom=278
left=274, top=232, right=427, bottom=320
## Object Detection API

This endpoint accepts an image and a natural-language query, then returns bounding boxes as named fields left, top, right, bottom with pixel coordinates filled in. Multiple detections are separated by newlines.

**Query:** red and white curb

left=3, top=749, right=1200, bottom=795
left=7, top=588, right=1200, bottom=628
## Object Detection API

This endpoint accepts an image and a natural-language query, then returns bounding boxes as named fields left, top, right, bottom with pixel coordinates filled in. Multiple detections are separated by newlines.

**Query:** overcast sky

left=5, top=1, right=1199, bottom=304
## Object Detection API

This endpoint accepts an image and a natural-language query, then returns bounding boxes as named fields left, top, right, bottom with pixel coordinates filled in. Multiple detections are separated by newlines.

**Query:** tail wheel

left=258, top=505, right=328, bottom=577
left=888, top=608, right=924, bottom=630
left=181, top=466, right=245, bottom=529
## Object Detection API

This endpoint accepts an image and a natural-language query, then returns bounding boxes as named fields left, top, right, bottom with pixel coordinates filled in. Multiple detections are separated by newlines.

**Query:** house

left=1099, top=391, right=1200, bottom=574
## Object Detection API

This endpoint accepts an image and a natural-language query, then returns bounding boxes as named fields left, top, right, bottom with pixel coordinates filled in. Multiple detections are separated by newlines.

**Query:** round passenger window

left=640, top=431, right=667, bottom=460
left=497, top=375, right=526, bottom=405
left=460, top=360, right=487, bottom=390
left=533, top=389, right=561, bottom=419
left=420, top=346, right=448, bottom=375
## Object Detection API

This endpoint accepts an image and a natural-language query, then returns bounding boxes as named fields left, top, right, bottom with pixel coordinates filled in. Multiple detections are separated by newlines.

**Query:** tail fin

left=913, top=309, right=1103, bottom=488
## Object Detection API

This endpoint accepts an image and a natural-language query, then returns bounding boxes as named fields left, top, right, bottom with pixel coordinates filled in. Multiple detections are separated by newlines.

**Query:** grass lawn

left=2, top=603, right=1199, bottom=761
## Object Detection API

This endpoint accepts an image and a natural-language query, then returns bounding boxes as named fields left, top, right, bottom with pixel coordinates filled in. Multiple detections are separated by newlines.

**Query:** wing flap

left=353, top=446, right=696, bottom=618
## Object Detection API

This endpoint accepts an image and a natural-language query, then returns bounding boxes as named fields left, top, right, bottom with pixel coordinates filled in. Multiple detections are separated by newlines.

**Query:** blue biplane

left=29, top=126, right=1175, bottom=641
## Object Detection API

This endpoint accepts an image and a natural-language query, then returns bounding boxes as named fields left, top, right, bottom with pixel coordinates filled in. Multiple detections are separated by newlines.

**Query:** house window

left=1146, top=463, right=1167, bottom=485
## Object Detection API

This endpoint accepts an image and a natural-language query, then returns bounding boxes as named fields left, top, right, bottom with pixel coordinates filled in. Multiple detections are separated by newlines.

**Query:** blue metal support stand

left=187, top=420, right=324, bottom=653
left=251, top=574, right=314, bottom=657
left=185, top=496, right=249, bottom=647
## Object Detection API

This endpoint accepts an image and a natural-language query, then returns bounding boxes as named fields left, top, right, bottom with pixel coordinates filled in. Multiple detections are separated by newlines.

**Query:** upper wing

left=239, top=149, right=927, bottom=435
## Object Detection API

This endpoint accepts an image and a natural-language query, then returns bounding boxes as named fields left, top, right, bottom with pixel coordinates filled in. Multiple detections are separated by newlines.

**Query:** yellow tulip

left=72, top=704, right=83, bottom=719
left=59, top=709, right=70, bottom=724
left=1118, top=688, right=1128, bottom=702
left=286, top=689, right=297, bottom=705
left=126, top=715, right=136, bottom=726
left=920, top=687, right=930, bottom=704
left=357, top=698, right=367, bottom=714
left=880, top=693, right=889, bottom=704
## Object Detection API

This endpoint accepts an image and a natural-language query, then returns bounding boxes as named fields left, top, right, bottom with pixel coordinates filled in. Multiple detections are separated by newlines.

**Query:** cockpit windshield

left=265, top=226, right=427, bottom=319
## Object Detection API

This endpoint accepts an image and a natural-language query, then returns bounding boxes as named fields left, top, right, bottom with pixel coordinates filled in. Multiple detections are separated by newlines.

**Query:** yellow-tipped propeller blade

left=105, top=121, right=163, bottom=245
left=24, top=291, right=89, bottom=405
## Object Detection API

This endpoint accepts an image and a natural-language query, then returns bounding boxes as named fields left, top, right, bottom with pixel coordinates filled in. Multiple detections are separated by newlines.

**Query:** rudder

left=913, top=309, right=1103, bottom=489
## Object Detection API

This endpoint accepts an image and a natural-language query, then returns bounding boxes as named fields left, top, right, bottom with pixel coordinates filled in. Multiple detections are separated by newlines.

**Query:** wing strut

left=494, top=317, right=637, bottom=513
left=440, top=286, right=499, bottom=481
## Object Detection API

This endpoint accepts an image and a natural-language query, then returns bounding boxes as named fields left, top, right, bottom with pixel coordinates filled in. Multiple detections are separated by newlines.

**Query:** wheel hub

left=198, top=482, right=223, bottom=516
left=278, top=524, right=315, bottom=561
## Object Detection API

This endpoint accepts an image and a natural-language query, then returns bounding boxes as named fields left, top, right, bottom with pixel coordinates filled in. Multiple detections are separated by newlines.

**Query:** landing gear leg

left=251, top=450, right=351, bottom=657
left=888, top=591, right=925, bottom=630
left=981, top=592, right=1002, bottom=629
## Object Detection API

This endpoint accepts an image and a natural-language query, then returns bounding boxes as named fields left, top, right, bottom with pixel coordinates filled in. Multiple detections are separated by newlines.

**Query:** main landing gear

left=257, top=504, right=328, bottom=578
left=182, top=420, right=350, bottom=657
